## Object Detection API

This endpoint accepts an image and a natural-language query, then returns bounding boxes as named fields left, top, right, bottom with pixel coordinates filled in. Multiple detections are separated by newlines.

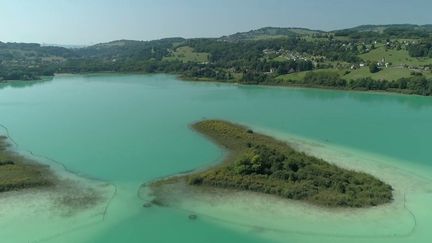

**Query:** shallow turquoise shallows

left=1, top=74, right=432, bottom=243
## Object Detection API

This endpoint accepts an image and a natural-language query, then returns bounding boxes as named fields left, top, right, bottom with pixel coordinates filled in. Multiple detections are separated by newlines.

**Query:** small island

left=0, top=136, right=54, bottom=192
left=152, top=120, right=393, bottom=208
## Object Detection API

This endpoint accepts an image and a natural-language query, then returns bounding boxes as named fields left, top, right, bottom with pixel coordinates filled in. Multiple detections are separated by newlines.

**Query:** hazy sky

left=1, top=0, right=431, bottom=45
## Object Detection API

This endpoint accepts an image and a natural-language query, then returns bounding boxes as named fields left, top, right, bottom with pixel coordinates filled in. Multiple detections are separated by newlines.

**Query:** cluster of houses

left=350, top=58, right=390, bottom=70
left=264, top=39, right=429, bottom=75
left=377, top=57, right=390, bottom=68
left=350, top=63, right=366, bottom=70
left=263, top=49, right=325, bottom=63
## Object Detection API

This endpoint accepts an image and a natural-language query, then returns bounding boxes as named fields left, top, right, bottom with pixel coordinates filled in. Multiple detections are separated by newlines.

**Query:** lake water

left=1, top=74, right=432, bottom=243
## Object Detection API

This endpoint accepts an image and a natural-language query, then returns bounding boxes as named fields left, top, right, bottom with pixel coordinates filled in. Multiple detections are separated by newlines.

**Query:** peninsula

left=151, top=120, right=393, bottom=208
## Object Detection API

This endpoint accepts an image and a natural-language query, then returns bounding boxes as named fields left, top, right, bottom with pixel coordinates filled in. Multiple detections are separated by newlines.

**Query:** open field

left=163, top=46, right=209, bottom=63
left=343, top=67, right=432, bottom=81
left=360, top=46, right=432, bottom=67
left=275, top=66, right=432, bottom=83
left=275, top=69, right=346, bottom=82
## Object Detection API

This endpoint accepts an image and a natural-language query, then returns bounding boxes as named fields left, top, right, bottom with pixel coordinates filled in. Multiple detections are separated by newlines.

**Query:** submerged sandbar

left=151, top=120, right=393, bottom=208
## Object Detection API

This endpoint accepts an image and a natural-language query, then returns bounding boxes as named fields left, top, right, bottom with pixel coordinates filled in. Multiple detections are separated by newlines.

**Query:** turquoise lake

left=1, top=74, right=432, bottom=242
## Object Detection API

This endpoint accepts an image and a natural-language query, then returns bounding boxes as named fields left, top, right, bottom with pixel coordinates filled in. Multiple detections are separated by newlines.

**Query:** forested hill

left=334, top=24, right=432, bottom=38
left=1, top=24, right=432, bottom=95
left=220, top=27, right=324, bottom=41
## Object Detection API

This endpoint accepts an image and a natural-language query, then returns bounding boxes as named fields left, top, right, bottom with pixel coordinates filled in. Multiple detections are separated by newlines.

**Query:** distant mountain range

left=1, top=24, right=429, bottom=48
left=219, top=27, right=324, bottom=41
left=226, top=24, right=432, bottom=41
left=337, top=24, right=432, bottom=33
left=40, top=43, right=88, bottom=49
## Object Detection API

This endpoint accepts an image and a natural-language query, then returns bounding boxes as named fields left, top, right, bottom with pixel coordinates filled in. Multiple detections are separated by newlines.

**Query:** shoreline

left=178, top=75, right=431, bottom=98
left=2, top=72, right=431, bottom=98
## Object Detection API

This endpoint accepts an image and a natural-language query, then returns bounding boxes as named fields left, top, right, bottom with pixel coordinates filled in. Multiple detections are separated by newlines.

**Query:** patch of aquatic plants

left=186, top=120, right=393, bottom=208
left=0, top=137, right=53, bottom=192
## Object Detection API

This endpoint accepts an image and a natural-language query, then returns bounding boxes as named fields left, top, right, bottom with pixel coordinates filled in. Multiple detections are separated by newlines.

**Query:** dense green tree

left=369, top=63, right=380, bottom=73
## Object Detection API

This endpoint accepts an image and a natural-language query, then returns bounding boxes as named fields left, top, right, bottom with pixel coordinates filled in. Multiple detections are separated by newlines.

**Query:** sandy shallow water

left=143, top=129, right=432, bottom=243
